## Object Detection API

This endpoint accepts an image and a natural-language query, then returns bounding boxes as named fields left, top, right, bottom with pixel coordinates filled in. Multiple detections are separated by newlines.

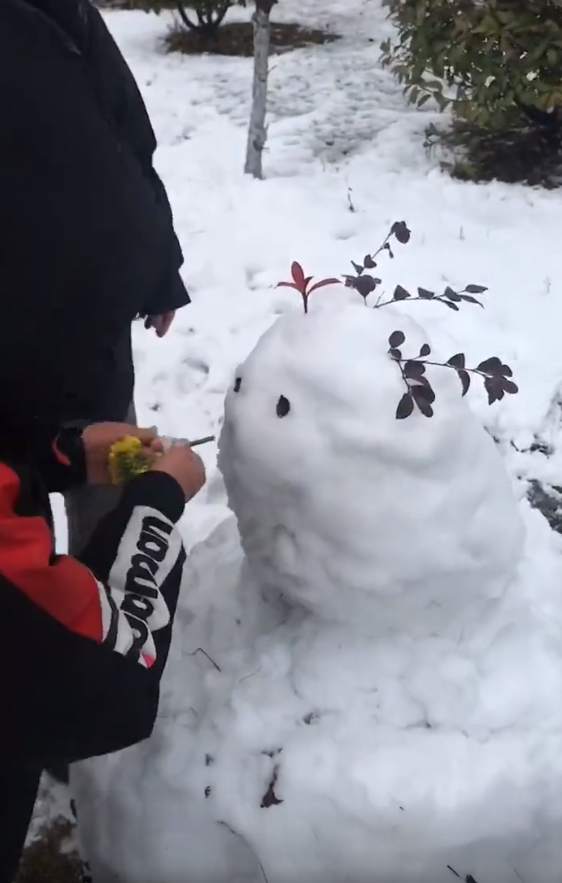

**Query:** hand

left=144, top=311, right=176, bottom=338
left=151, top=443, right=206, bottom=501
left=82, top=422, right=162, bottom=485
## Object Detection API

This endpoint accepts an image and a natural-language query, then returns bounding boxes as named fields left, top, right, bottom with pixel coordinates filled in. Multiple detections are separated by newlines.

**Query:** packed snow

left=218, top=302, right=523, bottom=631
left=47, top=0, right=562, bottom=880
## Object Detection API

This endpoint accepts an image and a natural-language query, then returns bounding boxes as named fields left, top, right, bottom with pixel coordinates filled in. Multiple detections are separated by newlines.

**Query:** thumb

left=129, top=425, right=158, bottom=445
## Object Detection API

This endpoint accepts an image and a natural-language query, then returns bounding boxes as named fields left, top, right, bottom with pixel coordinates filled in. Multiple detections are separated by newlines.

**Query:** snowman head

left=218, top=302, right=523, bottom=634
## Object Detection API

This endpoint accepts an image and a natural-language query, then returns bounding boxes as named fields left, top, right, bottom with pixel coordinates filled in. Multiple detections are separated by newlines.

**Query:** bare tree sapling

left=244, top=0, right=277, bottom=178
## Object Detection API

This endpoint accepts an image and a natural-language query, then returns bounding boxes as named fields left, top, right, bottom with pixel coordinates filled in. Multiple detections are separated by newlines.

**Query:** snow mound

left=219, top=301, right=523, bottom=633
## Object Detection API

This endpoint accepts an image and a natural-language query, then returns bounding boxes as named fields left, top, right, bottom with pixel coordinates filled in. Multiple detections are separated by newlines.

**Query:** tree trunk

left=244, top=0, right=276, bottom=179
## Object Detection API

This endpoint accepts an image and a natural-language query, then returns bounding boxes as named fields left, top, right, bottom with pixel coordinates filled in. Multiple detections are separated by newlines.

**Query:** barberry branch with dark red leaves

left=277, top=221, right=486, bottom=312
left=276, top=221, right=519, bottom=419
left=388, top=331, right=518, bottom=419
left=343, top=222, right=487, bottom=309
left=344, top=221, right=409, bottom=303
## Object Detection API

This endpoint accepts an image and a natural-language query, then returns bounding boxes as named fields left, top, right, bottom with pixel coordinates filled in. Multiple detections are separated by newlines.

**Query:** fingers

left=145, top=311, right=175, bottom=338
left=151, top=443, right=206, bottom=500
left=132, top=425, right=158, bottom=444
left=112, top=423, right=158, bottom=443
left=86, top=422, right=170, bottom=459
left=144, top=315, right=163, bottom=335
left=136, top=438, right=164, bottom=465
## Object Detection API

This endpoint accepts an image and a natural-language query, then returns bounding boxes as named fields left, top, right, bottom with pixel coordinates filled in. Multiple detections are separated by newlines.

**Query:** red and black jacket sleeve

left=0, top=462, right=187, bottom=767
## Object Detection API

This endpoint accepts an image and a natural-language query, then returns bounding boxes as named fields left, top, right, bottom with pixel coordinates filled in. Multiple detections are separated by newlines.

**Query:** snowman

left=73, top=298, right=562, bottom=883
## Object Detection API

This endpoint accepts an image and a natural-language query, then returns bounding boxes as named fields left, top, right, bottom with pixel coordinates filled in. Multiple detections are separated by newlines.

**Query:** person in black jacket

left=0, top=0, right=208, bottom=877
left=12, top=0, right=193, bottom=556
left=21, top=0, right=192, bottom=424
left=7, top=0, right=191, bottom=420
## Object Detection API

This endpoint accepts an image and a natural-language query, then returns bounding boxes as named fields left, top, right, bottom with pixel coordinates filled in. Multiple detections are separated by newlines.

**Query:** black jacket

left=0, top=0, right=190, bottom=428
left=0, top=428, right=187, bottom=880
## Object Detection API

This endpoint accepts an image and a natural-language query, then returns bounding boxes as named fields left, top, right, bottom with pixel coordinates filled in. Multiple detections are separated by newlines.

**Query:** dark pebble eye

left=234, top=377, right=242, bottom=393
left=276, top=395, right=290, bottom=417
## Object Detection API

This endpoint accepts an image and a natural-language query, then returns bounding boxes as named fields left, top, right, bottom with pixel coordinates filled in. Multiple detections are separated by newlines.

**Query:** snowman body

left=73, top=302, right=562, bottom=883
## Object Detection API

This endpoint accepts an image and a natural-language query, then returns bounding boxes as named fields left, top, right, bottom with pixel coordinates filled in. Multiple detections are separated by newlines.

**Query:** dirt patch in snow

left=15, top=818, right=86, bottom=883
left=166, top=20, right=340, bottom=57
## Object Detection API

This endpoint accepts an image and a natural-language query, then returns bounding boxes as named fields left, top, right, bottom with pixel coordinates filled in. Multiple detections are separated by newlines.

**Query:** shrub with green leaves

left=381, top=0, right=562, bottom=185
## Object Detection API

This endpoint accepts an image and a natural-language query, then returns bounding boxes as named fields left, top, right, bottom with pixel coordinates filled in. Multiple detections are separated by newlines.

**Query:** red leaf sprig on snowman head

left=277, top=261, right=342, bottom=314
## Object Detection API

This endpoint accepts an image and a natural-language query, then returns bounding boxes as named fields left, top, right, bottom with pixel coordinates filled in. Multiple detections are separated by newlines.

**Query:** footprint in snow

left=177, top=356, right=210, bottom=395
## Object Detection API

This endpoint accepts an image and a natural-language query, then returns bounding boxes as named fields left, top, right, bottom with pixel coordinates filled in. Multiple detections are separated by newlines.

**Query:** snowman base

left=72, top=511, right=562, bottom=883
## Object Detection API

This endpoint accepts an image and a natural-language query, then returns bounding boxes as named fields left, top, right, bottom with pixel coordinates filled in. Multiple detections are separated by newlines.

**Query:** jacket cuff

left=141, top=271, right=191, bottom=317
left=35, top=427, right=87, bottom=493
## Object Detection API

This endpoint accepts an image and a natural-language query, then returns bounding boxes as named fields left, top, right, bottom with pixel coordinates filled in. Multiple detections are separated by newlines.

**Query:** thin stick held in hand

left=189, top=435, right=216, bottom=448
left=165, top=434, right=216, bottom=448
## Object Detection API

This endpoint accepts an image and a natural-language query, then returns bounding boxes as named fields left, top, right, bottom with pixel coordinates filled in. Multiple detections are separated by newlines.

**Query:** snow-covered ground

left=49, top=0, right=562, bottom=880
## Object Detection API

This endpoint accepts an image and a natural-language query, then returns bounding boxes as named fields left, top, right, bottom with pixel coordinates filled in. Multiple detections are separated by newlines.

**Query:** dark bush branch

left=200, top=0, right=231, bottom=29
left=190, top=647, right=222, bottom=671
left=214, top=0, right=232, bottom=28
left=176, top=0, right=233, bottom=33
left=176, top=1, right=198, bottom=29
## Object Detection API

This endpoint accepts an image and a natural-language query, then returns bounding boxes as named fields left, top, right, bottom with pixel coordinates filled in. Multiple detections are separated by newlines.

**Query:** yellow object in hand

left=108, top=436, right=159, bottom=486
left=109, top=432, right=216, bottom=485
